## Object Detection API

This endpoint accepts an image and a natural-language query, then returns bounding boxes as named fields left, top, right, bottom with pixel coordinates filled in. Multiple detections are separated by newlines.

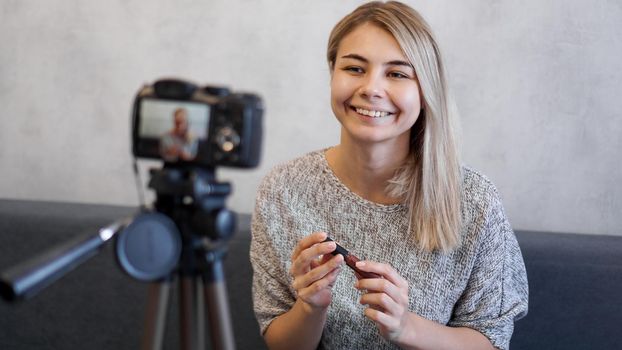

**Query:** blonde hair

left=327, top=1, right=462, bottom=252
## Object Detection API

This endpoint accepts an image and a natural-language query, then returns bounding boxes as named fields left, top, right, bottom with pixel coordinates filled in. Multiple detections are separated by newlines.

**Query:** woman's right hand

left=289, top=232, right=344, bottom=311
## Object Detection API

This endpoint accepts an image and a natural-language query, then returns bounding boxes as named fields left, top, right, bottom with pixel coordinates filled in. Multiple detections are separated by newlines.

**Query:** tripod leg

left=203, top=259, right=236, bottom=350
left=179, top=276, right=206, bottom=350
left=142, top=280, right=171, bottom=350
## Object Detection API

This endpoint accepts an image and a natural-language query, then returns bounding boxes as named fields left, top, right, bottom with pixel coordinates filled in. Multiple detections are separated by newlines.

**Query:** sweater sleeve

left=249, top=177, right=296, bottom=336
left=447, top=187, right=529, bottom=350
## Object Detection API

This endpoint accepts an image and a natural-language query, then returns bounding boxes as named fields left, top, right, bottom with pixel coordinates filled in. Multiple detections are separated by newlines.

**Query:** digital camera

left=132, top=79, right=263, bottom=168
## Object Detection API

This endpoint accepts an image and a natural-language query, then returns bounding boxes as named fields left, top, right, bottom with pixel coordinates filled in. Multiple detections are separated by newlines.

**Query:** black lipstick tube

left=323, top=237, right=381, bottom=279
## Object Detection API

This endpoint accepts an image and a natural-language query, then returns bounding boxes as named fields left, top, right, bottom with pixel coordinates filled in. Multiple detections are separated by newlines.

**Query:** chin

left=344, top=130, right=394, bottom=144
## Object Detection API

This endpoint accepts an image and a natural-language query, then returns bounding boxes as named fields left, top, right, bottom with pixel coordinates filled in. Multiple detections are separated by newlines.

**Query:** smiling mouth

left=351, top=106, right=394, bottom=118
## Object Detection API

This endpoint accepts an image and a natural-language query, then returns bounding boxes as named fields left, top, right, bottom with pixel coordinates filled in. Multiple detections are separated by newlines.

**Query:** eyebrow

left=341, top=53, right=413, bottom=68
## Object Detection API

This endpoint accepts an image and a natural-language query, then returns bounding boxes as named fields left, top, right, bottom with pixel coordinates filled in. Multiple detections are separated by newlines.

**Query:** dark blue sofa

left=0, top=199, right=620, bottom=349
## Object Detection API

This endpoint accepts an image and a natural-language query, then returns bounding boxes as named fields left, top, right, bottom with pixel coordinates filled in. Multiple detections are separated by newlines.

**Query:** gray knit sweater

left=250, top=149, right=528, bottom=350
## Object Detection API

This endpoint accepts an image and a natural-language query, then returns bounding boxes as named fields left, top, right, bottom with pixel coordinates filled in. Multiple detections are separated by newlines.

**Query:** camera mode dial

left=215, top=126, right=241, bottom=153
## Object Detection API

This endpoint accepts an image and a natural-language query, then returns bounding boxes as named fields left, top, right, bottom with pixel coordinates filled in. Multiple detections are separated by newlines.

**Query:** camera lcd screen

left=135, top=98, right=210, bottom=163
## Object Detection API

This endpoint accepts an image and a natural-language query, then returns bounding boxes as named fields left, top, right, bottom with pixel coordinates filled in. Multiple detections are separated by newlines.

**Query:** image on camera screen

left=138, top=99, right=210, bottom=162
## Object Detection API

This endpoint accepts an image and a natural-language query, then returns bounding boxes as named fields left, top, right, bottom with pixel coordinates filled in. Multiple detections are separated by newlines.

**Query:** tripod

left=118, top=166, right=237, bottom=350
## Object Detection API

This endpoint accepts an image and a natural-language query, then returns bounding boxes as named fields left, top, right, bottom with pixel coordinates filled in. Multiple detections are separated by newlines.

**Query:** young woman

left=250, top=2, right=528, bottom=349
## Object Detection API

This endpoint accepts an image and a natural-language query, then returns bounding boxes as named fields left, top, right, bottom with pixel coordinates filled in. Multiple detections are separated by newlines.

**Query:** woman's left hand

left=354, top=261, right=412, bottom=343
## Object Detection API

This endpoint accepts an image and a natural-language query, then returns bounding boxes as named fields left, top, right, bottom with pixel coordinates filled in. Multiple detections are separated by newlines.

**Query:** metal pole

left=141, top=281, right=171, bottom=350
left=203, top=258, right=235, bottom=350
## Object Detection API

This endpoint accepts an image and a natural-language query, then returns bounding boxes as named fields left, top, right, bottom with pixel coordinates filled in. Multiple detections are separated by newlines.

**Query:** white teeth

left=355, top=107, right=390, bottom=118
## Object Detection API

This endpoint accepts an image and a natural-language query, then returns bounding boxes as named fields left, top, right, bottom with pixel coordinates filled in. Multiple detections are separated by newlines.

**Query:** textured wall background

left=1, top=0, right=620, bottom=236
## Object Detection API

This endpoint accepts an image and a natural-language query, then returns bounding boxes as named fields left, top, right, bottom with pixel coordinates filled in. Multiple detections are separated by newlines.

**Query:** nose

left=358, top=71, right=385, bottom=99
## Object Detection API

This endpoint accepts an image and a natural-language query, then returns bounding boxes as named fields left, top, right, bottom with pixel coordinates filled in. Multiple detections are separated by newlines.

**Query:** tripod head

left=116, top=165, right=236, bottom=282
left=149, top=166, right=236, bottom=242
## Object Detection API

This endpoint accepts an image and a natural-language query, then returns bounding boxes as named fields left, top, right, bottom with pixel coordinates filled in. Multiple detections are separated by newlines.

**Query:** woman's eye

left=389, top=71, right=409, bottom=79
left=343, top=66, right=364, bottom=74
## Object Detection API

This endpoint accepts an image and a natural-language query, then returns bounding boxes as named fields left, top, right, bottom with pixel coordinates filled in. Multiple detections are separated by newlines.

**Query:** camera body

left=132, top=79, right=263, bottom=168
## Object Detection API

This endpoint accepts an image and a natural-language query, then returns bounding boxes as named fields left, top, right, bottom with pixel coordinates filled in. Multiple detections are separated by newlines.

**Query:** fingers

left=363, top=307, right=401, bottom=332
left=363, top=308, right=404, bottom=342
left=311, top=251, right=335, bottom=269
left=288, top=232, right=344, bottom=309
left=354, top=260, right=408, bottom=289
left=355, top=262, right=409, bottom=313
left=354, top=261, right=410, bottom=342
left=359, top=288, right=408, bottom=343
left=359, top=291, right=404, bottom=316
left=292, top=254, right=343, bottom=291
left=290, top=233, right=337, bottom=277
left=290, top=231, right=328, bottom=263
left=355, top=278, right=409, bottom=306
left=289, top=236, right=343, bottom=310
left=296, top=263, right=342, bottom=300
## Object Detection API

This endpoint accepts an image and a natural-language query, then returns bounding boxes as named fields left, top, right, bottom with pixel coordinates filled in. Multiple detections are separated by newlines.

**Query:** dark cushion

left=511, top=231, right=622, bottom=350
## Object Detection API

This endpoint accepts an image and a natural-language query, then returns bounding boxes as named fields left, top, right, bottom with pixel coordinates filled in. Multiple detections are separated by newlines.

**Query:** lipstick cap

left=323, top=237, right=349, bottom=257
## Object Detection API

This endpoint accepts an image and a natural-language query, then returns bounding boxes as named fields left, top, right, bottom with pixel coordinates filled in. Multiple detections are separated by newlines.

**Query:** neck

left=326, top=135, right=410, bottom=205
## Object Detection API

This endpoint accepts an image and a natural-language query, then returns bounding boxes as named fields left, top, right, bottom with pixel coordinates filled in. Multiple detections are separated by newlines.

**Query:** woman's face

left=330, top=22, right=422, bottom=147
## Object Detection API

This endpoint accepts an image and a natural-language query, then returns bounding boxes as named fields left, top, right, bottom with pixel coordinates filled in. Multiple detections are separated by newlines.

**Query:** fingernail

left=356, top=261, right=366, bottom=267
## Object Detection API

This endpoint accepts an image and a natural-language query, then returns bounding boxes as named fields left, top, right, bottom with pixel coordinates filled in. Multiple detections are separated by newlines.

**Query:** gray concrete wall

left=1, top=0, right=620, bottom=236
